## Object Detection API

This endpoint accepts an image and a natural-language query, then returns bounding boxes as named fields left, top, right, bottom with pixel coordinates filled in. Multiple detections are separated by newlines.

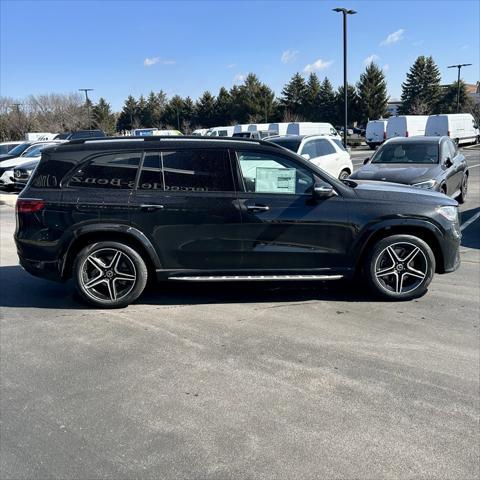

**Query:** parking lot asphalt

left=1, top=147, right=479, bottom=479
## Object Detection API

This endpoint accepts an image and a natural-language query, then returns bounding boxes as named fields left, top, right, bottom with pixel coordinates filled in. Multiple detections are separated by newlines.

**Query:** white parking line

left=461, top=211, right=480, bottom=232
left=468, top=163, right=480, bottom=169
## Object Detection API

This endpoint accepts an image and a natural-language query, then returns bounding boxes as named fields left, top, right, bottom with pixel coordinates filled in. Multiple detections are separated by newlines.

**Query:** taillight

left=16, top=198, right=45, bottom=213
left=383, top=131, right=387, bottom=140
left=405, top=131, right=409, bottom=137
left=447, top=130, right=450, bottom=137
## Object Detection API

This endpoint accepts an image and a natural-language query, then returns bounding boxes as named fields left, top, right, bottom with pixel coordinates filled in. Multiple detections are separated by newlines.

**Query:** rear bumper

left=18, top=254, right=64, bottom=282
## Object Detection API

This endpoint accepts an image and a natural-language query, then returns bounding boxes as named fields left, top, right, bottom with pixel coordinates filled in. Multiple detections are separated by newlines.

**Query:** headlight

left=437, top=206, right=458, bottom=222
left=412, top=180, right=436, bottom=189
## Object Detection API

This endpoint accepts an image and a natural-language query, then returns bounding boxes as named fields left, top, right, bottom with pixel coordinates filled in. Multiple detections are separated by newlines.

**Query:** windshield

left=6, top=142, right=30, bottom=156
left=54, top=133, right=70, bottom=140
left=24, top=143, right=55, bottom=158
left=371, top=142, right=439, bottom=164
left=267, top=138, right=302, bottom=153
left=232, top=132, right=252, bottom=138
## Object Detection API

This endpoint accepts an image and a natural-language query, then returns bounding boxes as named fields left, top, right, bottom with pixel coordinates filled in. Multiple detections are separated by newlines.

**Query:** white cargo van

left=285, top=122, right=339, bottom=137
left=386, top=116, right=428, bottom=139
left=25, top=132, right=56, bottom=141
left=425, top=114, right=479, bottom=145
left=206, top=126, right=235, bottom=137
left=365, top=120, right=388, bottom=149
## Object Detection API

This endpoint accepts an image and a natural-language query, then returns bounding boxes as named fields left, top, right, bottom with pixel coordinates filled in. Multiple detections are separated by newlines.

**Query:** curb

left=0, top=193, right=17, bottom=208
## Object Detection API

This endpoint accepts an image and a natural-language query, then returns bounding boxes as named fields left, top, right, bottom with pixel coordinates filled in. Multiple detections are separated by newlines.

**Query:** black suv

left=15, top=136, right=461, bottom=308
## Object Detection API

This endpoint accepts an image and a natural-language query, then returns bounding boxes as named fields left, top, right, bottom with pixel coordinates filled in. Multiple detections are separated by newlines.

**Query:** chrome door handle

left=247, top=205, right=270, bottom=212
left=140, top=204, right=164, bottom=211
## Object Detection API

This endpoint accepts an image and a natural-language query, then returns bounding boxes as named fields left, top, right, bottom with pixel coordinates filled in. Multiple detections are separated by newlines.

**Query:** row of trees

left=0, top=56, right=477, bottom=141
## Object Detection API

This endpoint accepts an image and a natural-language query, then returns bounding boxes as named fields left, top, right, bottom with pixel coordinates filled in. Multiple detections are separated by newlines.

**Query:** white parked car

left=267, top=135, right=353, bottom=179
left=365, top=120, right=388, bottom=149
left=0, top=141, right=64, bottom=190
left=386, top=115, right=428, bottom=139
left=425, top=113, right=479, bottom=145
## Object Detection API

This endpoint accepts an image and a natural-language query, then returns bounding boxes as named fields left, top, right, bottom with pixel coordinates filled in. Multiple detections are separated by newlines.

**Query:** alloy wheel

left=374, top=242, right=428, bottom=295
left=80, top=248, right=137, bottom=302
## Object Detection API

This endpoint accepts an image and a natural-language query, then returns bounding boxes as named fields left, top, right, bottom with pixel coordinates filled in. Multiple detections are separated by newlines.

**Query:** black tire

left=365, top=234, right=435, bottom=301
left=367, top=143, right=376, bottom=150
left=455, top=173, right=468, bottom=204
left=73, top=241, right=148, bottom=308
left=338, top=169, right=350, bottom=180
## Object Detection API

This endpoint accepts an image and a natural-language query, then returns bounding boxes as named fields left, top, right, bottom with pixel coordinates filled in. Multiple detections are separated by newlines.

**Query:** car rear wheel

left=365, top=235, right=435, bottom=300
left=456, top=173, right=468, bottom=204
left=73, top=241, right=148, bottom=308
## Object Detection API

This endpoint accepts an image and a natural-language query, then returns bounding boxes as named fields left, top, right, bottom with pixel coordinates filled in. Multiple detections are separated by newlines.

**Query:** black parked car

left=15, top=136, right=461, bottom=308
left=350, top=136, right=469, bottom=202
left=53, top=130, right=106, bottom=140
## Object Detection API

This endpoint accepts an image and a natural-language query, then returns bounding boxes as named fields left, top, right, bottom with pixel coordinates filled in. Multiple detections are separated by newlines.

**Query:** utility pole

left=447, top=64, right=472, bottom=113
left=333, top=7, right=357, bottom=148
left=78, top=88, right=94, bottom=129
left=11, top=103, right=24, bottom=138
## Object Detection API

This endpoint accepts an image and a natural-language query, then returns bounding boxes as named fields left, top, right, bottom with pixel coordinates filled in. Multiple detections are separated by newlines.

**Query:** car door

left=130, top=148, right=243, bottom=271
left=446, top=139, right=467, bottom=194
left=310, top=139, right=339, bottom=177
left=440, top=140, right=462, bottom=195
left=234, top=149, right=353, bottom=272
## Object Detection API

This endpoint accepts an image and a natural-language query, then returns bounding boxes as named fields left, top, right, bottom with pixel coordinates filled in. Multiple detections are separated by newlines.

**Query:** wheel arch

left=61, top=225, right=161, bottom=280
left=356, top=223, right=445, bottom=274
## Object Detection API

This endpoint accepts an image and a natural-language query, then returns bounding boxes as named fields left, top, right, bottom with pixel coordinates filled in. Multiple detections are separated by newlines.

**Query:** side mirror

left=363, top=157, right=370, bottom=165
left=313, top=184, right=336, bottom=200
left=301, top=153, right=311, bottom=161
left=445, top=157, right=453, bottom=168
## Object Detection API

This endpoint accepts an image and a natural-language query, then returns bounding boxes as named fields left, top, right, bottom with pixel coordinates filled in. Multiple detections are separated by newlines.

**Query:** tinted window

left=69, top=152, right=141, bottom=189
left=316, top=139, right=336, bottom=156
left=267, top=137, right=302, bottom=153
left=162, top=149, right=233, bottom=192
left=300, top=140, right=317, bottom=158
left=5, top=142, right=31, bottom=156
left=371, top=142, right=439, bottom=164
left=237, top=151, right=314, bottom=195
left=138, top=152, right=163, bottom=190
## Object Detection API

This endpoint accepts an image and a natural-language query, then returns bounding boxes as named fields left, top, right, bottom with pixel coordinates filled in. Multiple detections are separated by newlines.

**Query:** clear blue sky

left=1, top=0, right=479, bottom=110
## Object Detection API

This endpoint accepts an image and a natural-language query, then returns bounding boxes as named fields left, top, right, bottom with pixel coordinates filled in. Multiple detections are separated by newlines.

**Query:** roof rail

left=65, top=135, right=281, bottom=148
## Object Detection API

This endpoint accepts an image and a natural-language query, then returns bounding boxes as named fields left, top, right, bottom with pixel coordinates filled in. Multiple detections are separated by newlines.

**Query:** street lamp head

left=333, top=7, right=357, bottom=14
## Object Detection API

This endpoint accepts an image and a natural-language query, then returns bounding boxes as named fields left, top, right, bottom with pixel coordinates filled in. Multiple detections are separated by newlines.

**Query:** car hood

left=352, top=180, right=457, bottom=206
left=0, top=156, right=39, bottom=169
left=350, top=163, right=441, bottom=184
left=14, top=159, right=39, bottom=171
left=0, top=154, right=17, bottom=162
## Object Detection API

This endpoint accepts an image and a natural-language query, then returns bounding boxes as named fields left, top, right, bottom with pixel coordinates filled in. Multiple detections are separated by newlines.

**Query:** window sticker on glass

left=255, top=167, right=296, bottom=194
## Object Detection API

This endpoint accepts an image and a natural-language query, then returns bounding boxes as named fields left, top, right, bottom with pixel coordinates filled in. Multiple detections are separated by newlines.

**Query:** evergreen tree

left=305, top=73, right=321, bottom=120
left=335, top=84, right=360, bottom=126
left=214, top=87, right=233, bottom=125
left=280, top=73, right=308, bottom=119
left=92, top=98, right=116, bottom=135
left=164, top=95, right=185, bottom=130
left=399, top=56, right=442, bottom=114
left=357, top=62, right=388, bottom=124
left=195, top=91, right=216, bottom=127
left=318, top=77, right=336, bottom=124
left=137, top=95, right=148, bottom=127
left=437, top=80, right=471, bottom=113
left=116, top=95, right=138, bottom=132
left=145, top=90, right=167, bottom=127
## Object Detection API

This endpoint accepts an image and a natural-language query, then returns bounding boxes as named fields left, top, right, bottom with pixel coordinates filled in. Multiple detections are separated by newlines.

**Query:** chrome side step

left=168, top=274, right=343, bottom=282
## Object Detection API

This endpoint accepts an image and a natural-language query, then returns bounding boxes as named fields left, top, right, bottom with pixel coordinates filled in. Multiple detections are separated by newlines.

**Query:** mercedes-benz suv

left=15, top=136, right=461, bottom=308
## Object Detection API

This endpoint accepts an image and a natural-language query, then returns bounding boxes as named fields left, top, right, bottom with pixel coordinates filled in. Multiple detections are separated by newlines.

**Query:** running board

left=168, top=274, right=343, bottom=282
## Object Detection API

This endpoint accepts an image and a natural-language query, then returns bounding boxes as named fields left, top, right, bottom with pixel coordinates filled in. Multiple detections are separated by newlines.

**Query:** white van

left=386, top=116, right=428, bottom=139
left=425, top=114, right=479, bottom=145
left=192, top=128, right=209, bottom=136
left=365, top=120, right=388, bottom=149
left=285, top=122, right=339, bottom=137
left=132, top=128, right=182, bottom=136
left=206, top=126, right=235, bottom=137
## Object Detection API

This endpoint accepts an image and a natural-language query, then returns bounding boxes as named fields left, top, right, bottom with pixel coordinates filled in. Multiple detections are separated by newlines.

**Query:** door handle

left=140, top=204, right=164, bottom=211
left=246, top=204, right=270, bottom=212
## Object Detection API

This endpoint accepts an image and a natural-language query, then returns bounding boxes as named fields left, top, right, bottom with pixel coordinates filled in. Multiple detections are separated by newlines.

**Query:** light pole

left=78, top=88, right=94, bottom=129
left=447, top=64, right=472, bottom=113
left=333, top=7, right=356, bottom=148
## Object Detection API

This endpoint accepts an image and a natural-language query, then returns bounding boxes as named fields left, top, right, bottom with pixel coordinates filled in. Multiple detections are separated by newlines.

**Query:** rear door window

left=69, top=152, right=141, bottom=189
left=316, top=139, right=336, bottom=156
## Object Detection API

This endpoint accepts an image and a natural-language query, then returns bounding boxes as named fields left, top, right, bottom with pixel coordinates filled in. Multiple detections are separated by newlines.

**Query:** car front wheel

left=456, top=173, right=468, bottom=204
left=73, top=241, right=148, bottom=308
left=365, top=235, right=435, bottom=300
left=338, top=169, right=350, bottom=180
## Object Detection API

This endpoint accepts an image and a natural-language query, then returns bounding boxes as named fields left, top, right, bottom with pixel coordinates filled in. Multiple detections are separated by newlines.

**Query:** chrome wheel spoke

left=109, top=250, right=122, bottom=270
left=85, top=276, right=107, bottom=290
left=87, top=256, right=106, bottom=272
left=397, top=272, right=405, bottom=293
left=376, top=266, right=396, bottom=277
left=403, top=246, right=420, bottom=264
left=106, top=279, right=116, bottom=301
left=115, top=273, right=135, bottom=282
left=386, top=246, right=401, bottom=263
left=406, top=266, right=426, bottom=280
